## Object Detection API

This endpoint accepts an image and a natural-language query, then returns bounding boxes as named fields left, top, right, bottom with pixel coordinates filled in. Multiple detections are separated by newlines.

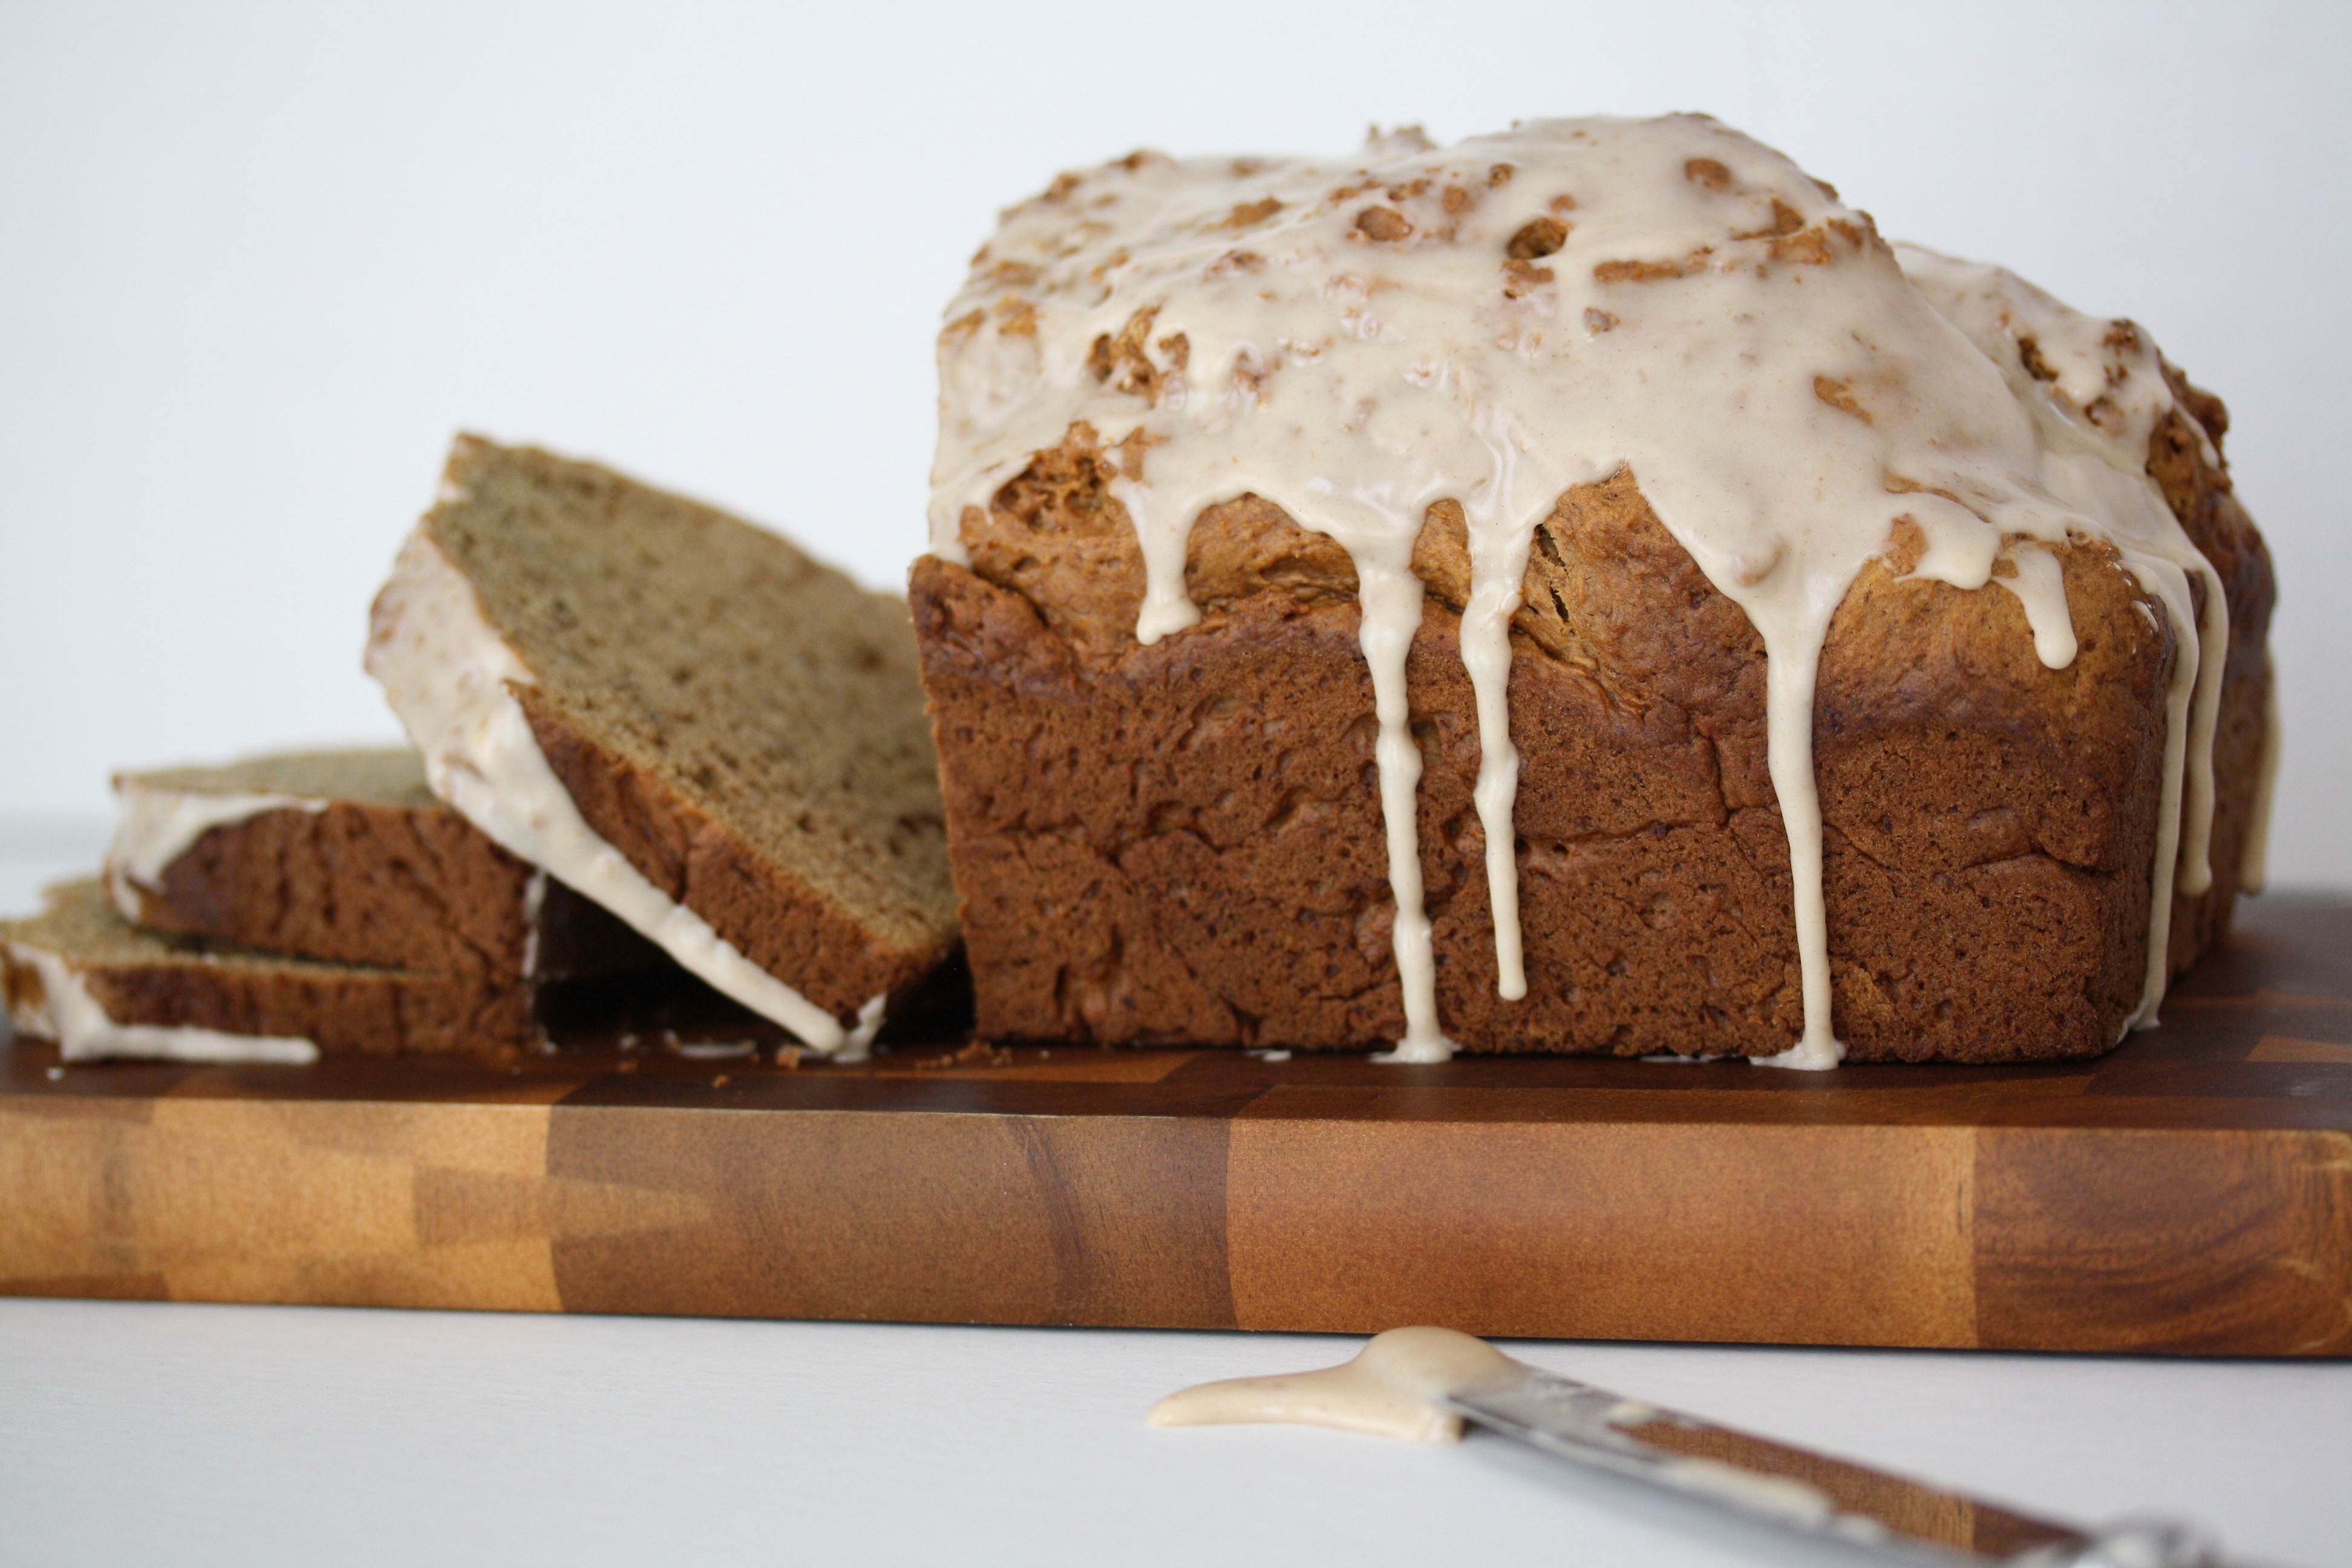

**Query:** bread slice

left=107, top=747, right=660, bottom=982
left=365, top=436, right=958, bottom=1055
left=4, top=880, right=531, bottom=1063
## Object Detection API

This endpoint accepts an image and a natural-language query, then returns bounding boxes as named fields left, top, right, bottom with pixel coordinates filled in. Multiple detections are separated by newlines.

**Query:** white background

left=1, top=0, right=2348, bottom=888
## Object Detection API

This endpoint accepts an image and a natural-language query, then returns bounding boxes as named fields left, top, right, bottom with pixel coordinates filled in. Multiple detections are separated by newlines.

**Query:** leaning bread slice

left=4, top=880, right=532, bottom=1063
left=365, top=435, right=958, bottom=1055
left=108, top=746, right=658, bottom=981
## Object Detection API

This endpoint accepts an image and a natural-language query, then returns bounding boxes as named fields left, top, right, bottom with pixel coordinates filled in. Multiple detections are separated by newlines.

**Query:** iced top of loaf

left=932, top=117, right=2204, bottom=640
left=928, top=116, right=2237, bottom=1065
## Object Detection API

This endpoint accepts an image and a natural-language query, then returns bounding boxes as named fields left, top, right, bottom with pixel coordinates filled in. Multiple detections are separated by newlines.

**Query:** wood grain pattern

left=3, top=895, right=2347, bottom=1354
left=1227, top=1118, right=1977, bottom=1345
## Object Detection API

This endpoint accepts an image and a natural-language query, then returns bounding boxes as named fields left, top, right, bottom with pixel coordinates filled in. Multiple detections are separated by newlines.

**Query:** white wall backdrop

left=3, top=0, right=2345, bottom=880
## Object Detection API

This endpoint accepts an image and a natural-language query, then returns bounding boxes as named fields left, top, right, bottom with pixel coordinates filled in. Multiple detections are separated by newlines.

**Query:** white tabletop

left=4, top=840, right=2347, bottom=1568
left=1, top=1299, right=2346, bottom=1567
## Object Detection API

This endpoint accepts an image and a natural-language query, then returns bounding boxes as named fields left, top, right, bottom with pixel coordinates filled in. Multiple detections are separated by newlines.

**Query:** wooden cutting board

left=4, top=894, right=2347, bottom=1356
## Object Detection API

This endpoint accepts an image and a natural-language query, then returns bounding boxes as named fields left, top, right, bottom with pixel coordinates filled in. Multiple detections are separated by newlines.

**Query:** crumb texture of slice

left=407, top=436, right=958, bottom=1018
left=112, top=747, right=659, bottom=981
left=3, top=881, right=531, bottom=1062
left=126, top=748, right=443, bottom=810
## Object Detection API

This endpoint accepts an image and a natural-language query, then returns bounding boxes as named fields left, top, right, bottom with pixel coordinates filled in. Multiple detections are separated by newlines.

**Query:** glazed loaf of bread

left=911, top=116, right=2276, bottom=1065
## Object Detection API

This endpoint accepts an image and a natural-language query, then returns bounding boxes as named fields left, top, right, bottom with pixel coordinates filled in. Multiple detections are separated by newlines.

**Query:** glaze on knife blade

left=1150, top=1328, right=2227, bottom=1567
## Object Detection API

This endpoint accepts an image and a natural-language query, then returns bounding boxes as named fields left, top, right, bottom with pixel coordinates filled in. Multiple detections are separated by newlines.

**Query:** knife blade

left=1443, top=1364, right=2224, bottom=1567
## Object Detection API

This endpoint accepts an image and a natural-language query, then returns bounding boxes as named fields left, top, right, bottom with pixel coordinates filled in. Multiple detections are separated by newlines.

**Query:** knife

left=1442, top=1361, right=2225, bottom=1567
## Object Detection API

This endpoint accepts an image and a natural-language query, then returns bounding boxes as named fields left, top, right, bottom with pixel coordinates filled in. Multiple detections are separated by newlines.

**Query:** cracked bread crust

left=912, top=373, right=2273, bottom=1061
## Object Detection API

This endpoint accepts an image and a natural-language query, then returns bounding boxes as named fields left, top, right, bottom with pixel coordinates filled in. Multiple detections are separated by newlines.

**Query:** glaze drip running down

left=931, top=116, right=2231, bottom=1064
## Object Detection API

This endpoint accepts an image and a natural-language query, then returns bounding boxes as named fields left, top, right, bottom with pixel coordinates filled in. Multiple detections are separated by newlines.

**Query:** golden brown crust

left=955, top=422, right=1151, bottom=658
left=915, top=370, right=2273, bottom=1061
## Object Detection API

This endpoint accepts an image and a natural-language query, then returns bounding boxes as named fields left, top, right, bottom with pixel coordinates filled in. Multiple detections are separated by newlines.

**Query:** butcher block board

left=4, top=894, right=2347, bottom=1356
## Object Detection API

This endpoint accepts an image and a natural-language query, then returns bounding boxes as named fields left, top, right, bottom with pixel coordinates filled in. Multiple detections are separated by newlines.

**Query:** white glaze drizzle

left=519, top=867, right=549, bottom=981
left=1462, top=500, right=1535, bottom=1002
left=1358, top=552, right=1452, bottom=1061
left=104, top=780, right=330, bottom=923
left=365, top=529, right=886, bottom=1058
left=932, top=117, right=2230, bottom=1062
left=1894, top=244, right=2227, bottom=1029
left=5, top=940, right=321, bottom=1064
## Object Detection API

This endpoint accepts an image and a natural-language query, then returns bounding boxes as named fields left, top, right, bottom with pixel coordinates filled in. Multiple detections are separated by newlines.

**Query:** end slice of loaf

left=108, top=747, right=661, bottom=982
left=365, top=436, right=958, bottom=1054
left=4, top=880, right=532, bottom=1063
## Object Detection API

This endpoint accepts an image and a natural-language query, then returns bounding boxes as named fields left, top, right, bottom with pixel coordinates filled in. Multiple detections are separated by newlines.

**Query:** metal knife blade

left=1443, top=1366, right=2226, bottom=1567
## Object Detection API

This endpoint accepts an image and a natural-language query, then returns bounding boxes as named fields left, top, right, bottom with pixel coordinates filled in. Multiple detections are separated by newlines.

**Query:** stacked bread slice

left=4, top=748, right=660, bottom=1063
left=365, top=436, right=959, bottom=1056
left=7, top=434, right=962, bottom=1065
left=111, top=748, right=658, bottom=982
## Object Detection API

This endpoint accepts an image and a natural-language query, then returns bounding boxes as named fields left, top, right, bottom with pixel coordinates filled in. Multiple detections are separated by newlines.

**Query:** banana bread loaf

left=912, top=116, right=2276, bottom=1065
